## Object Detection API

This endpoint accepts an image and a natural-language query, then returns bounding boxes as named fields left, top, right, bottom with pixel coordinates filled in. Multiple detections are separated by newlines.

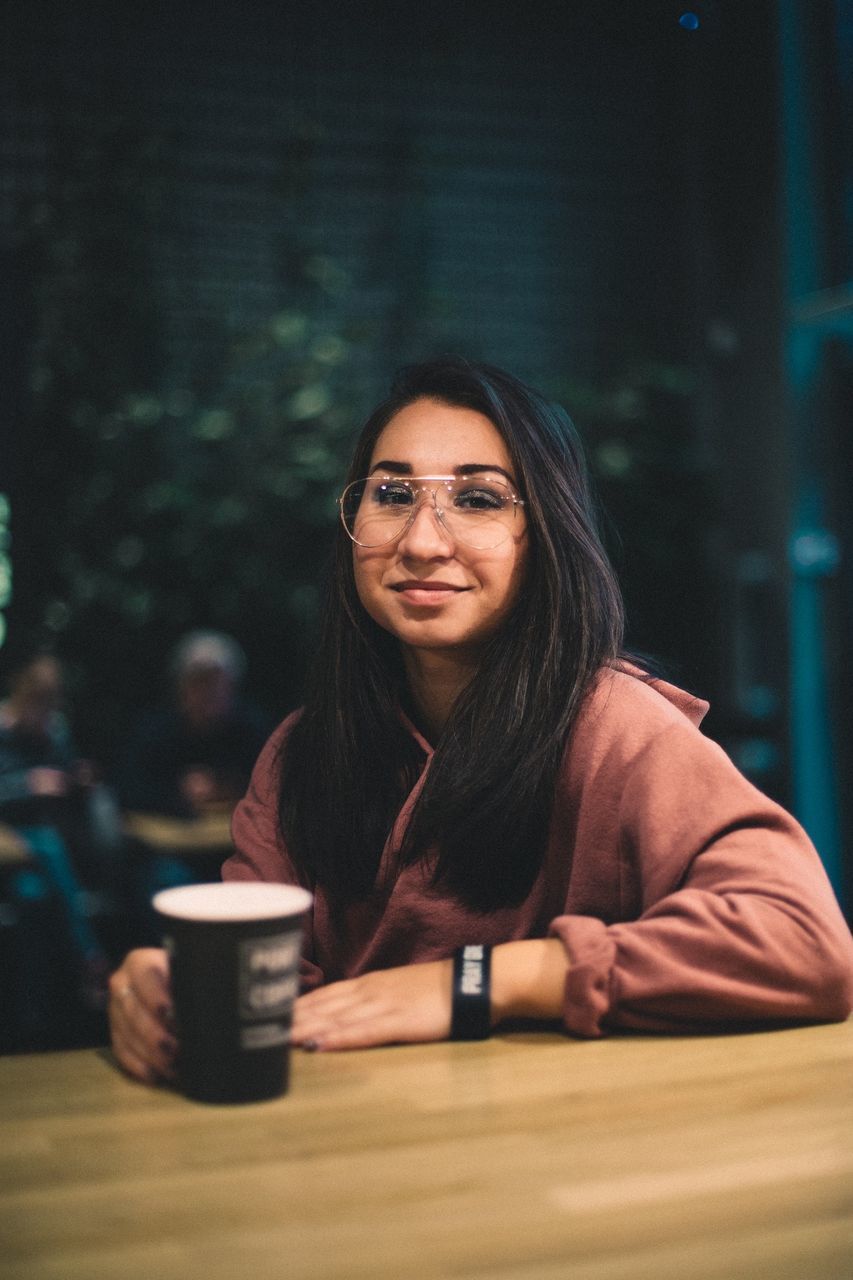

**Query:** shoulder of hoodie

left=572, top=661, right=711, bottom=765
left=254, top=707, right=304, bottom=772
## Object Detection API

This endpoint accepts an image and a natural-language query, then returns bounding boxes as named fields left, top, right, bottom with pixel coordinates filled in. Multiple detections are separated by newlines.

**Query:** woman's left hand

left=291, top=959, right=453, bottom=1051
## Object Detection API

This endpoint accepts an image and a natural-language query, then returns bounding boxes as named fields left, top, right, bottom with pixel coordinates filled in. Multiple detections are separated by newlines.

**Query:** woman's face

left=352, top=397, right=528, bottom=662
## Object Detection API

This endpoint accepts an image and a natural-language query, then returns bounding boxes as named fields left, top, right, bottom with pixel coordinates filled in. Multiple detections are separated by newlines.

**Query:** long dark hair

left=278, top=357, right=626, bottom=910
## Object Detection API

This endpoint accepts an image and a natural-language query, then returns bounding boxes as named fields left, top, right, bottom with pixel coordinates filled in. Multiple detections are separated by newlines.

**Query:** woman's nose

left=396, top=492, right=454, bottom=557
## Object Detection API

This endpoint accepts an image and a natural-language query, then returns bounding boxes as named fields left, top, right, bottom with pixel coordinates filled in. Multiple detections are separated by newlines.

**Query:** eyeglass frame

left=337, top=473, right=526, bottom=549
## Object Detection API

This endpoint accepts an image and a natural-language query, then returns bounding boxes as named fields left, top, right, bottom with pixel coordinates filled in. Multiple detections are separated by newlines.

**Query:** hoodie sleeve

left=548, top=719, right=853, bottom=1037
left=223, top=716, right=324, bottom=992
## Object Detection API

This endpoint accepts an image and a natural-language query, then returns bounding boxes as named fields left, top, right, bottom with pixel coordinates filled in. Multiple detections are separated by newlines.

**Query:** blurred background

left=1, top=0, right=851, bottom=1049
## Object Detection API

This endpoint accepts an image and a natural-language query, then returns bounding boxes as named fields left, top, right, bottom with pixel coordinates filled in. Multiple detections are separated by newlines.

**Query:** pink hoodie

left=225, top=667, right=853, bottom=1035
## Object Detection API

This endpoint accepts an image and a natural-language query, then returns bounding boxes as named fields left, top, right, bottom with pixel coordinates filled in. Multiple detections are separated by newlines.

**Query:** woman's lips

left=391, top=581, right=468, bottom=605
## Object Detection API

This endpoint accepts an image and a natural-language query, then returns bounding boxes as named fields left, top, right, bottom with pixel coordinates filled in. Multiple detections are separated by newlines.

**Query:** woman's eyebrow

left=368, top=461, right=516, bottom=482
left=369, top=460, right=412, bottom=474
left=457, top=464, right=515, bottom=483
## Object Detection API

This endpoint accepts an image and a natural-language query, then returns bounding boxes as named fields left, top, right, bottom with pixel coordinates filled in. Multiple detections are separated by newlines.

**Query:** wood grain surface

left=1, top=1020, right=851, bottom=1279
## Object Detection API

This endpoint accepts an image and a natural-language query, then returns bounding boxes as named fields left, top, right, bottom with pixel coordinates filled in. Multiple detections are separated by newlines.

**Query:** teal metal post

left=778, top=0, right=847, bottom=898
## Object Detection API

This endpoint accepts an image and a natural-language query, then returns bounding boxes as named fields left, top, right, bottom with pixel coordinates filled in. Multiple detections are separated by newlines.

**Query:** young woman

left=109, top=357, right=853, bottom=1082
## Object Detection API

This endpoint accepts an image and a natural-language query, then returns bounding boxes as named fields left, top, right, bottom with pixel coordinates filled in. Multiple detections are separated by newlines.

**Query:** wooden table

left=1, top=1021, right=851, bottom=1280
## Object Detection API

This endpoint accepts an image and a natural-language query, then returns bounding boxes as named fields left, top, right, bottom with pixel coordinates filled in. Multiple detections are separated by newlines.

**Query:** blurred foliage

left=552, top=358, right=711, bottom=674
left=7, top=110, right=374, bottom=760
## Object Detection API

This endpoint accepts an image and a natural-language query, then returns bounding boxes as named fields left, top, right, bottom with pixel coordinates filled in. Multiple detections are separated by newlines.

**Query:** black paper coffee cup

left=153, top=882, right=313, bottom=1104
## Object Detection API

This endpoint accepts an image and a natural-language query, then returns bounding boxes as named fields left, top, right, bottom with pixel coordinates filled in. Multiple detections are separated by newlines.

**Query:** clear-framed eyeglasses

left=339, top=475, right=526, bottom=550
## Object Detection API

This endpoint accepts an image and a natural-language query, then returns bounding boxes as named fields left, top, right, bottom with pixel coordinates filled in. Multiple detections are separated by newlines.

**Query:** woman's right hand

left=108, top=948, right=177, bottom=1085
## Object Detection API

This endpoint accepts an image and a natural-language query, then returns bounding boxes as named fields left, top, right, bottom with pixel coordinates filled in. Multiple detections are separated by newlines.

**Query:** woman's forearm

left=490, top=938, right=569, bottom=1025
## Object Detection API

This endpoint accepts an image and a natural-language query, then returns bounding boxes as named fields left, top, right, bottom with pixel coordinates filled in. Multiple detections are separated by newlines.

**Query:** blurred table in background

left=123, top=807, right=233, bottom=892
left=122, top=809, right=233, bottom=862
left=0, top=823, right=32, bottom=872
left=1, top=1019, right=851, bottom=1279
left=121, top=809, right=234, bottom=944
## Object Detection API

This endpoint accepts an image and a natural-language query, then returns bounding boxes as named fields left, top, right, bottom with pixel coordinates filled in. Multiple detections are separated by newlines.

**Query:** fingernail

left=302, top=1039, right=320, bottom=1053
left=159, top=1038, right=177, bottom=1060
left=159, top=1005, right=177, bottom=1033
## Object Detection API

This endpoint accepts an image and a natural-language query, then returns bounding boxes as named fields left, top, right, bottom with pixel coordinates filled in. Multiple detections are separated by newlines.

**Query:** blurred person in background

left=0, top=650, right=115, bottom=1013
left=117, top=631, right=271, bottom=820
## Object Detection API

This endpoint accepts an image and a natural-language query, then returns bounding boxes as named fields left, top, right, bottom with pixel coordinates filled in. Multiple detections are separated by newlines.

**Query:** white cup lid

left=153, top=881, right=313, bottom=922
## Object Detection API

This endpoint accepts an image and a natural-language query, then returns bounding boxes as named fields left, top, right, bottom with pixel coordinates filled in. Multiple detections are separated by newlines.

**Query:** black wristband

left=450, top=944, right=492, bottom=1040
